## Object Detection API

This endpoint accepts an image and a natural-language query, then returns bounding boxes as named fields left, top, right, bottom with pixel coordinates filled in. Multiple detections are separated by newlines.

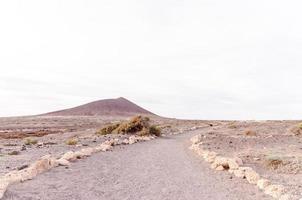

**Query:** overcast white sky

left=1, top=0, right=302, bottom=119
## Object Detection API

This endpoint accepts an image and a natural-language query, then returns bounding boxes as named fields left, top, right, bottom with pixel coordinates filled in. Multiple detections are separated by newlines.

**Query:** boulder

left=257, top=179, right=271, bottom=190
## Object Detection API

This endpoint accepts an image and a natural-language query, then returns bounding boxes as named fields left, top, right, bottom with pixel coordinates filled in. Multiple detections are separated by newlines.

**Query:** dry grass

left=65, top=138, right=78, bottom=145
left=244, top=130, right=257, bottom=136
left=24, top=137, right=38, bottom=145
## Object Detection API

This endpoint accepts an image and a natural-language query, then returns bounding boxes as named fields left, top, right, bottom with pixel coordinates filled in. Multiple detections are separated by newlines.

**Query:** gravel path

left=3, top=132, right=271, bottom=200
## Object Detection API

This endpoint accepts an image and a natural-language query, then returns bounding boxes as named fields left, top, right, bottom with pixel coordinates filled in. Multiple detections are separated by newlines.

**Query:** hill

left=44, top=97, right=155, bottom=116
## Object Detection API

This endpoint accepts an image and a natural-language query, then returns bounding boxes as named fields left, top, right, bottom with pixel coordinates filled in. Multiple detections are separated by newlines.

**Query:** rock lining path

left=3, top=131, right=271, bottom=200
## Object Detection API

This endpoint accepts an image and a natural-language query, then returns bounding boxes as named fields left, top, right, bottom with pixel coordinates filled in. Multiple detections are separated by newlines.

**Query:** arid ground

left=0, top=115, right=301, bottom=200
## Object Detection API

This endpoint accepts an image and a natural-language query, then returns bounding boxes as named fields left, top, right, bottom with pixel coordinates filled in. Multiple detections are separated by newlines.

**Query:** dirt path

left=3, top=132, right=271, bottom=200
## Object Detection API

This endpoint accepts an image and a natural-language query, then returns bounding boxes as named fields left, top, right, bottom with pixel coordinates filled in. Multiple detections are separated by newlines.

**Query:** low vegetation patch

left=24, top=137, right=38, bottom=145
left=291, top=122, right=302, bottom=136
left=244, top=130, right=257, bottom=136
left=65, top=138, right=78, bottom=145
left=228, top=122, right=237, bottom=129
left=96, top=123, right=120, bottom=135
left=96, top=116, right=161, bottom=136
left=8, top=150, right=20, bottom=156
left=264, top=155, right=284, bottom=170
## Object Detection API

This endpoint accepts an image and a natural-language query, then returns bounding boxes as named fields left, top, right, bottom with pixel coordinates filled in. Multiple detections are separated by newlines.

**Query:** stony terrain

left=0, top=116, right=301, bottom=199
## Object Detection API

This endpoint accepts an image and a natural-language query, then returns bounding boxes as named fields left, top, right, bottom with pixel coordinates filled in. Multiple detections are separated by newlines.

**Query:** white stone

left=233, top=169, right=245, bottom=178
left=57, top=158, right=70, bottom=166
left=61, top=151, right=77, bottom=162
left=204, top=152, right=218, bottom=163
left=128, top=136, right=138, bottom=144
left=244, top=169, right=260, bottom=184
left=99, top=143, right=113, bottom=151
left=257, top=179, right=271, bottom=190
left=79, top=147, right=94, bottom=157
left=190, top=134, right=202, bottom=144
left=122, top=139, right=129, bottom=144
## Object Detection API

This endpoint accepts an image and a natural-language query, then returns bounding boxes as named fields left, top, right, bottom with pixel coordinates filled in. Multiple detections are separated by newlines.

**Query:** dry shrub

left=65, top=138, right=78, bottom=145
left=24, top=137, right=38, bottom=145
left=8, top=151, right=20, bottom=156
left=244, top=130, right=257, bottom=136
left=115, top=116, right=150, bottom=134
left=228, top=124, right=237, bottom=129
left=265, top=156, right=284, bottom=170
left=95, top=116, right=160, bottom=136
left=291, top=123, right=302, bottom=136
left=228, top=122, right=237, bottom=129
left=96, top=123, right=120, bottom=135
left=148, top=125, right=161, bottom=136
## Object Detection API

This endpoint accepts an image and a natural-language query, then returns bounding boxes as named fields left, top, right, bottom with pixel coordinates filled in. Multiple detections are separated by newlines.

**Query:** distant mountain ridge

left=44, top=97, right=155, bottom=116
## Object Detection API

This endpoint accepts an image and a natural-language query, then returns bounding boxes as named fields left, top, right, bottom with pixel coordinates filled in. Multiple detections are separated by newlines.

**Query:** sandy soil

left=2, top=131, right=270, bottom=200
left=0, top=116, right=301, bottom=199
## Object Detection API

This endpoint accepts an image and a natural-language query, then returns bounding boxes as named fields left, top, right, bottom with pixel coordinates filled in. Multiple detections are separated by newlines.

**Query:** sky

left=1, top=0, right=302, bottom=120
